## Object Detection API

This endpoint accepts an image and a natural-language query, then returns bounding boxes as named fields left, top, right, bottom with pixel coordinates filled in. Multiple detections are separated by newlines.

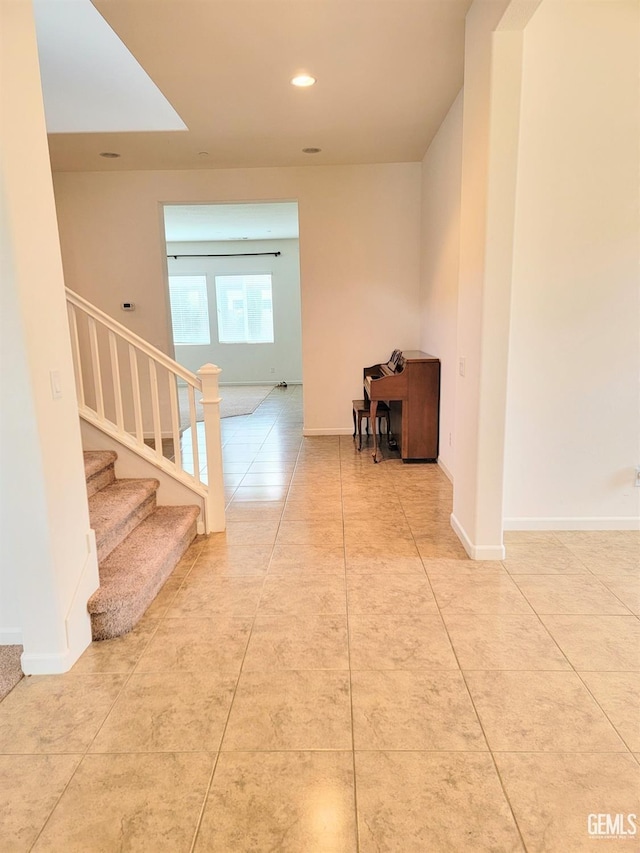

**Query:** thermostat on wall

left=121, top=302, right=135, bottom=311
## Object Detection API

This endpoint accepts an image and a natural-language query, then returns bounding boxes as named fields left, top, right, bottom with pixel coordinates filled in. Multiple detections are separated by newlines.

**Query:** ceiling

left=40, top=0, right=473, bottom=173
left=163, top=202, right=300, bottom=242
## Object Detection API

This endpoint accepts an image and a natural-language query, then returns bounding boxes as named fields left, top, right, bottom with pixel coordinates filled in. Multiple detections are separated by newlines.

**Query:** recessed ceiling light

left=291, top=74, right=316, bottom=88
left=99, top=151, right=120, bottom=158
left=302, top=147, right=322, bottom=154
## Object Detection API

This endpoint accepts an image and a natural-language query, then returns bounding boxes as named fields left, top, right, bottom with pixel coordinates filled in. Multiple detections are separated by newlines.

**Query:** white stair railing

left=66, top=288, right=225, bottom=533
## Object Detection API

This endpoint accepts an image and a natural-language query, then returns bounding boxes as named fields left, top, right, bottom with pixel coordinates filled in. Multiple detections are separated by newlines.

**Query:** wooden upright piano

left=364, top=350, right=440, bottom=462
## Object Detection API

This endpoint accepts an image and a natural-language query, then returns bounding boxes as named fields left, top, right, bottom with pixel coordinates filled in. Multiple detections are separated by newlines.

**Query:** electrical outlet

left=635, top=466, right=640, bottom=487
left=270, top=367, right=275, bottom=374
left=458, top=357, right=466, bottom=377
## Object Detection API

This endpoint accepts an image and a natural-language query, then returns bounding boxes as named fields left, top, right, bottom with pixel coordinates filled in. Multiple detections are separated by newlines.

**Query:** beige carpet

left=178, top=384, right=274, bottom=428
left=0, top=645, right=23, bottom=702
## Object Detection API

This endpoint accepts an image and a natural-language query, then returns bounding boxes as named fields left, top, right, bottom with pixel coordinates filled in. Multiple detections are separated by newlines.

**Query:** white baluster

left=129, top=345, right=144, bottom=442
left=188, top=384, right=200, bottom=483
left=109, top=331, right=124, bottom=429
left=149, top=359, right=163, bottom=460
left=88, top=316, right=105, bottom=418
left=168, top=373, right=182, bottom=471
left=198, top=363, right=225, bottom=533
left=67, top=303, right=85, bottom=408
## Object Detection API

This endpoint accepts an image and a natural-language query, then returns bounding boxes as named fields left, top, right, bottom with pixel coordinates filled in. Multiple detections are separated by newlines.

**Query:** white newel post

left=197, top=363, right=226, bottom=533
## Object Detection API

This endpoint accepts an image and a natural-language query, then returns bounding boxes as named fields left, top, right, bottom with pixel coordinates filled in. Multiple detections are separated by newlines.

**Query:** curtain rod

left=167, top=251, right=281, bottom=259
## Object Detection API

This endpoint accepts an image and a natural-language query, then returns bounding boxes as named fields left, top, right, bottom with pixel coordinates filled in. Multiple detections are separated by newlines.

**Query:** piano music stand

left=352, top=399, right=390, bottom=452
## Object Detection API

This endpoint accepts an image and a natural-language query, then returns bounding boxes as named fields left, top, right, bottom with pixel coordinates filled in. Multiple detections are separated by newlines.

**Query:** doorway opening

left=162, top=201, right=302, bottom=396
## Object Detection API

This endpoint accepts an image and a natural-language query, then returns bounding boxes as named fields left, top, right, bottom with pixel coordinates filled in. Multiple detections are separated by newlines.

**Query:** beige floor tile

left=0, top=754, right=82, bottom=852
left=143, top=577, right=183, bottom=619
left=168, top=576, right=265, bottom=617
left=346, top=554, right=427, bottom=574
left=223, top=670, right=352, bottom=750
left=71, top=619, right=159, bottom=674
left=171, top=540, right=205, bottom=577
left=512, top=574, right=632, bottom=614
left=194, top=751, right=357, bottom=852
left=224, top=501, right=285, bottom=521
left=503, top=531, right=562, bottom=545
left=579, top=671, right=640, bottom=751
left=191, top=544, right=273, bottom=576
left=259, top=575, right=347, bottom=615
left=232, top=485, right=290, bottom=501
left=276, top=519, right=344, bottom=547
left=346, top=573, right=438, bottom=614
left=556, top=530, right=640, bottom=548
left=541, top=615, right=640, bottom=670
left=247, top=460, right=296, bottom=473
left=427, top=567, right=534, bottom=614
left=352, top=670, right=486, bottom=750
left=221, top=520, right=280, bottom=545
left=90, top=672, right=236, bottom=753
left=442, top=614, right=571, bottom=670
left=32, top=752, right=213, bottom=853
left=566, top=546, right=640, bottom=576
left=355, top=751, right=523, bottom=852
left=346, top=539, right=420, bottom=559
left=464, top=671, right=627, bottom=752
left=349, top=615, right=458, bottom=670
left=502, top=547, right=590, bottom=574
left=281, top=502, right=343, bottom=523
left=0, top=674, right=126, bottom=754
left=600, top=575, right=640, bottom=615
left=135, top=616, right=252, bottom=673
left=243, top=615, right=349, bottom=670
left=416, top=538, right=470, bottom=559
left=495, top=752, right=640, bottom=853
left=240, top=472, right=292, bottom=487
left=269, top=543, right=346, bottom=574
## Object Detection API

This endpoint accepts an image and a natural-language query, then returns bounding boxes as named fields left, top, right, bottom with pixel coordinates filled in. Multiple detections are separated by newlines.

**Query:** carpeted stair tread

left=88, top=505, right=199, bottom=640
left=89, top=478, right=160, bottom=562
left=84, top=450, right=117, bottom=498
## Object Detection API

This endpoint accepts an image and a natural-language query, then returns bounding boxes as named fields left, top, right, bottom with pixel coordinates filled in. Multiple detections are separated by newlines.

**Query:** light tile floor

left=1, top=385, right=639, bottom=851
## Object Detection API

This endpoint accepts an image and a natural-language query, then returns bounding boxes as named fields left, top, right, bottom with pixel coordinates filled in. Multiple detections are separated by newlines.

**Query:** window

left=168, top=275, right=210, bottom=345
left=215, top=274, right=274, bottom=344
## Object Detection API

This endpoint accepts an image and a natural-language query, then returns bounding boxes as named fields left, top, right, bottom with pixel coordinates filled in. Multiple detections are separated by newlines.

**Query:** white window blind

left=215, top=274, right=274, bottom=344
left=168, top=275, right=211, bottom=345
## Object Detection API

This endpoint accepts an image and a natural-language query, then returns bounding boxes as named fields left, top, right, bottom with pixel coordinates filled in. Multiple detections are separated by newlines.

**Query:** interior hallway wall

left=54, top=164, right=422, bottom=434
left=419, top=90, right=463, bottom=481
left=503, top=0, right=640, bottom=529
left=0, top=0, right=98, bottom=671
left=166, top=238, right=302, bottom=385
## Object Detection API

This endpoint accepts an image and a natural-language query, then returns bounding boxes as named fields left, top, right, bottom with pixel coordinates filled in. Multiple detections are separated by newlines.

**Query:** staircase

left=85, top=450, right=199, bottom=640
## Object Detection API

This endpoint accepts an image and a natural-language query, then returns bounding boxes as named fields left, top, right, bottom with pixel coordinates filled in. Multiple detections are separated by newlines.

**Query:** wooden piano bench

left=352, top=399, right=390, bottom=451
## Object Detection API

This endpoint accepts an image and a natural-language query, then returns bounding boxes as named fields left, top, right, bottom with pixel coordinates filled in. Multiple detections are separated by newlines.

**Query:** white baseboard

left=0, top=628, right=22, bottom=645
left=503, top=516, right=640, bottom=531
left=21, top=532, right=98, bottom=676
left=438, top=458, right=453, bottom=483
left=21, top=649, right=76, bottom=675
left=450, top=513, right=506, bottom=561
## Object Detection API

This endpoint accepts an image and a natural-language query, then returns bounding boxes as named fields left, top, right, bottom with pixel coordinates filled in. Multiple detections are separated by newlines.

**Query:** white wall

left=451, top=0, right=522, bottom=559
left=166, top=238, right=302, bottom=384
left=54, top=164, right=422, bottom=433
left=0, top=0, right=98, bottom=671
left=503, top=0, right=640, bottom=528
left=419, top=90, right=463, bottom=480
